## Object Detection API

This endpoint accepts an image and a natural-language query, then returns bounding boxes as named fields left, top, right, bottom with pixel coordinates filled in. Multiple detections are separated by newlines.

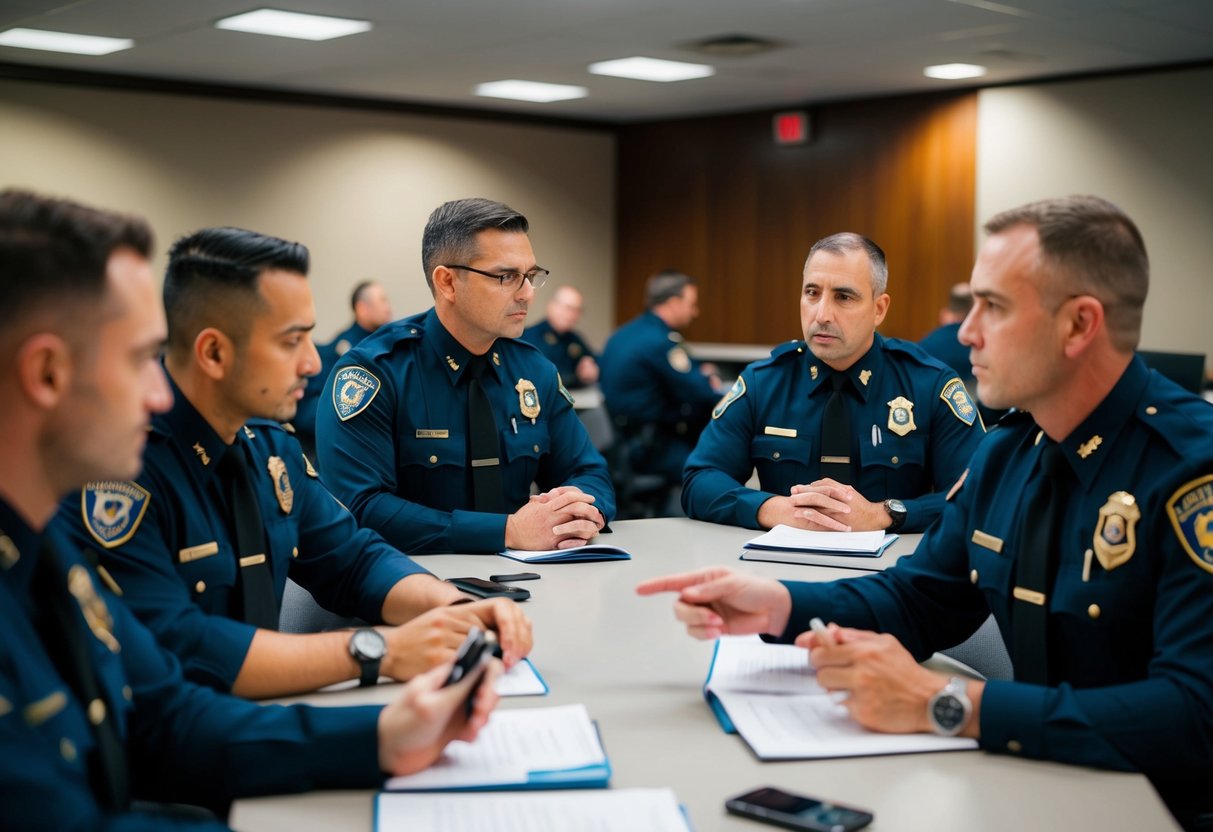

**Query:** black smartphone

left=489, top=572, right=541, bottom=583
left=447, top=577, right=531, bottom=601
left=725, top=787, right=874, bottom=832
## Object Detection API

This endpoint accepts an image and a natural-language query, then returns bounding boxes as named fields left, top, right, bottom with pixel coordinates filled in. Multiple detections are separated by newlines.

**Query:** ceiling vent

left=682, top=33, right=785, bottom=57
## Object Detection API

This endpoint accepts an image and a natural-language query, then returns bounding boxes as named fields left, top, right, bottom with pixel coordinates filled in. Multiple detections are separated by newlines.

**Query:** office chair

left=1138, top=349, right=1207, bottom=395
left=578, top=406, right=675, bottom=519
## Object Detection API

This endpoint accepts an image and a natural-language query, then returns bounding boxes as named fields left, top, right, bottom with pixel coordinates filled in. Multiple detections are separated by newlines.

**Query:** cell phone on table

left=725, top=787, right=874, bottom=832
left=447, top=576, right=531, bottom=601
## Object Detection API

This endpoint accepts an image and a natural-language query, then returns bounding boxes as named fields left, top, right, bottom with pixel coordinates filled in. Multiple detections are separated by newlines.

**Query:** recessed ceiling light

left=475, top=80, right=588, bottom=103
left=924, top=63, right=988, bottom=80
left=588, top=56, right=715, bottom=83
left=0, top=27, right=133, bottom=56
left=215, top=9, right=372, bottom=41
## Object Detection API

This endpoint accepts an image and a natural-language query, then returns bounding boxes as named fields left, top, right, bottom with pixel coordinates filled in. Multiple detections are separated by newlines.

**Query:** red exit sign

left=773, top=111, right=810, bottom=146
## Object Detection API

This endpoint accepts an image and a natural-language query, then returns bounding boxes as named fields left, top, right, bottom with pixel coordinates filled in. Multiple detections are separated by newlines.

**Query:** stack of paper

left=704, top=636, right=976, bottom=760
left=739, top=525, right=899, bottom=571
left=501, top=544, right=630, bottom=563
left=385, top=704, right=611, bottom=791
left=376, top=788, right=691, bottom=831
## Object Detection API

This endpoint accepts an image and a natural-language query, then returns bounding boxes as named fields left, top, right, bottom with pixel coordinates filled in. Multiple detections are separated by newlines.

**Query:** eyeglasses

left=445, top=264, right=549, bottom=291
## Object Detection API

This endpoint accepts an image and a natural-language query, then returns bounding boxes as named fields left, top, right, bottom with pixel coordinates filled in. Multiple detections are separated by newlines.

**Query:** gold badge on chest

left=1093, top=491, right=1139, bottom=571
left=267, top=456, right=293, bottom=514
left=516, top=378, right=541, bottom=422
left=67, top=565, right=120, bottom=653
left=887, top=396, right=916, bottom=437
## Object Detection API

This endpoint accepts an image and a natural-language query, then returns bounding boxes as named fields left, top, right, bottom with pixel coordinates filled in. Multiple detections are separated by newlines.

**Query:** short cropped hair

left=164, top=227, right=308, bottom=354
left=984, top=195, right=1148, bottom=352
left=805, top=232, right=889, bottom=295
left=948, top=283, right=974, bottom=316
left=350, top=279, right=377, bottom=311
left=0, top=188, right=152, bottom=340
left=421, top=198, right=529, bottom=294
left=645, top=270, right=695, bottom=309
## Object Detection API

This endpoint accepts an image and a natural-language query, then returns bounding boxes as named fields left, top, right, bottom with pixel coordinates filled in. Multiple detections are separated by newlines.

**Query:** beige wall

left=977, top=66, right=1213, bottom=357
left=0, top=80, right=616, bottom=346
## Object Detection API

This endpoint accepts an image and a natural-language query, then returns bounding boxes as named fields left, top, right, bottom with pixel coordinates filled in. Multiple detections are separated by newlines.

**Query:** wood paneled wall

left=616, top=91, right=977, bottom=345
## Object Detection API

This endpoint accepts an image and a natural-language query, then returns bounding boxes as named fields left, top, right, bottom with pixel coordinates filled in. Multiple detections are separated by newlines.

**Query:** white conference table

left=232, top=517, right=1177, bottom=831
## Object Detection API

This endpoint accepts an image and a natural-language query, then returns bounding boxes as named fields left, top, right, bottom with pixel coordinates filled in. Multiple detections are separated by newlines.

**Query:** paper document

left=376, top=788, right=691, bottom=832
left=384, top=704, right=610, bottom=791
left=744, top=524, right=897, bottom=555
left=500, top=543, right=630, bottom=563
left=705, top=636, right=976, bottom=759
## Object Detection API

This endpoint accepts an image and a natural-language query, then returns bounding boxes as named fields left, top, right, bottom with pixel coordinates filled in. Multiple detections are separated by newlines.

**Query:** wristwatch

left=883, top=498, right=908, bottom=532
left=928, top=676, right=972, bottom=736
left=349, top=628, right=386, bottom=687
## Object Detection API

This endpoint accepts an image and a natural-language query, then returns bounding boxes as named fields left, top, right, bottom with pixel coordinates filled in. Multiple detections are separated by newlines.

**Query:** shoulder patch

left=1166, top=474, right=1213, bottom=575
left=940, top=377, right=979, bottom=427
left=332, top=365, right=381, bottom=421
left=712, top=377, right=747, bottom=419
left=668, top=346, right=691, bottom=373
left=82, top=481, right=151, bottom=549
left=556, top=373, right=576, bottom=406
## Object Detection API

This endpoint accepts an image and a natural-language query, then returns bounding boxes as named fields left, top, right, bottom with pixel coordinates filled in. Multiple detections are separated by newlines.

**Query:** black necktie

left=1012, top=441, right=1066, bottom=685
left=217, top=443, right=278, bottom=630
left=466, top=356, right=506, bottom=513
left=819, top=373, right=853, bottom=484
left=32, top=539, right=129, bottom=810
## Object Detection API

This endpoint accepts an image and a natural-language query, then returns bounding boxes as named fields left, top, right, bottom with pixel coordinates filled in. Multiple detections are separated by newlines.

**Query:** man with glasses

left=316, top=198, right=614, bottom=555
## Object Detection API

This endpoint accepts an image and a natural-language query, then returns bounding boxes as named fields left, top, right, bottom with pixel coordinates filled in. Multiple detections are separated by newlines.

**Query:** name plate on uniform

left=415, top=429, right=449, bottom=439
left=178, top=541, right=219, bottom=563
left=763, top=426, right=798, bottom=438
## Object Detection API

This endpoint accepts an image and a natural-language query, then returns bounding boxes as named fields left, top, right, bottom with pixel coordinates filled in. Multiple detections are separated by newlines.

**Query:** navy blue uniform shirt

left=684, top=335, right=985, bottom=531
left=520, top=320, right=596, bottom=389
left=54, top=376, right=427, bottom=692
left=0, top=497, right=383, bottom=830
left=919, top=321, right=972, bottom=381
left=769, top=357, right=1213, bottom=809
left=315, top=307, right=615, bottom=554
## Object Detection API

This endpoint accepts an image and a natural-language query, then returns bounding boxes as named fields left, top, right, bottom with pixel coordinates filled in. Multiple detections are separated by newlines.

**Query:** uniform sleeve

left=682, top=369, right=774, bottom=527
left=289, top=466, right=430, bottom=622
left=53, top=487, right=256, bottom=693
left=650, top=348, right=720, bottom=410
left=899, top=372, right=984, bottom=532
left=532, top=369, right=616, bottom=523
left=979, top=468, right=1213, bottom=775
left=315, top=355, right=509, bottom=554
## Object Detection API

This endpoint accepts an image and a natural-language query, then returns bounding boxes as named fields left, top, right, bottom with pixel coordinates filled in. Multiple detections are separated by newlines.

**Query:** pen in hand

left=809, top=616, right=836, bottom=646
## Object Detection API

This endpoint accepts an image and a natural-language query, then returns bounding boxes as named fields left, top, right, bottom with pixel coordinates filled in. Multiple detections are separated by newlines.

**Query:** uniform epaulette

left=753, top=340, right=805, bottom=369
left=355, top=316, right=425, bottom=361
left=246, top=418, right=288, bottom=436
left=882, top=336, right=954, bottom=372
left=1134, top=376, right=1213, bottom=458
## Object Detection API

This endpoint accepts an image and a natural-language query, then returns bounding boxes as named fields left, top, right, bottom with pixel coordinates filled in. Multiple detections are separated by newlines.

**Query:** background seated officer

left=599, top=270, right=723, bottom=482
left=521, top=284, right=599, bottom=389
left=641, top=196, right=1213, bottom=831
left=56, top=226, right=531, bottom=700
left=294, top=279, right=394, bottom=462
left=0, top=189, right=499, bottom=830
left=919, top=281, right=974, bottom=381
left=316, top=198, right=615, bottom=555
left=684, top=233, right=984, bottom=532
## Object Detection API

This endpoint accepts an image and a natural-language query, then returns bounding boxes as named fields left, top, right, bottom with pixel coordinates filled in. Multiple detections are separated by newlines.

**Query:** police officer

left=56, top=226, right=531, bottom=700
left=315, top=198, right=614, bottom=555
left=640, top=196, right=1213, bottom=830
left=599, top=270, right=723, bottom=481
left=0, top=189, right=499, bottom=829
left=683, top=234, right=984, bottom=532
left=294, top=279, right=394, bottom=461
left=521, top=285, right=599, bottom=389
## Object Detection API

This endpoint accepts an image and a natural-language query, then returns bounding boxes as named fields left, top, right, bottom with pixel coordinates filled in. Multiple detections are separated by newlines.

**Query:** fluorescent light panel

left=475, top=80, right=587, bottom=103
left=924, top=63, right=987, bottom=80
left=588, top=56, right=715, bottom=82
left=215, top=9, right=371, bottom=41
left=0, top=27, right=133, bottom=55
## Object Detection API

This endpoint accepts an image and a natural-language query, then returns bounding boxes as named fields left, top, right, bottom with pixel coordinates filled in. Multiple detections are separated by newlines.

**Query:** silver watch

left=927, top=676, right=972, bottom=736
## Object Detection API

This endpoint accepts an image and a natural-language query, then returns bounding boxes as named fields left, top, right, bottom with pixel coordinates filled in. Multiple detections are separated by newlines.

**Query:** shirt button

left=533, top=445, right=540, bottom=453
left=60, top=738, right=77, bottom=762
left=429, top=455, right=438, bottom=464
left=87, top=699, right=106, bottom=725
left=1007, top=739, right=1023, bottom=753
left=122, top=686, right=133, bottom=702
left=1145, top=406, right=1157, bottom=416
left=772, top=451, right=781, bottom=459
left=1088, top=604, right=1101, bottom=620
left=970, top=569, right=979, bottom=584
left=891, top=456, right=899, bottom=465
left=195, top=581, right=206, bottom=594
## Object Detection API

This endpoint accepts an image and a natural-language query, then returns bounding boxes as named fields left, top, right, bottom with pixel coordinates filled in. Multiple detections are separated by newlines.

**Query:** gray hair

left=805, top=232, right=888, bottom=295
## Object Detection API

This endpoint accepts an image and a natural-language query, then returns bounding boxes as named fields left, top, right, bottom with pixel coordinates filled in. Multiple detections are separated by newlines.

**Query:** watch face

left=887, top=499, right=907, bottom=514
left=351, top=629, right=386, bottom=660
left=932, top=694, right=965, bottom=731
